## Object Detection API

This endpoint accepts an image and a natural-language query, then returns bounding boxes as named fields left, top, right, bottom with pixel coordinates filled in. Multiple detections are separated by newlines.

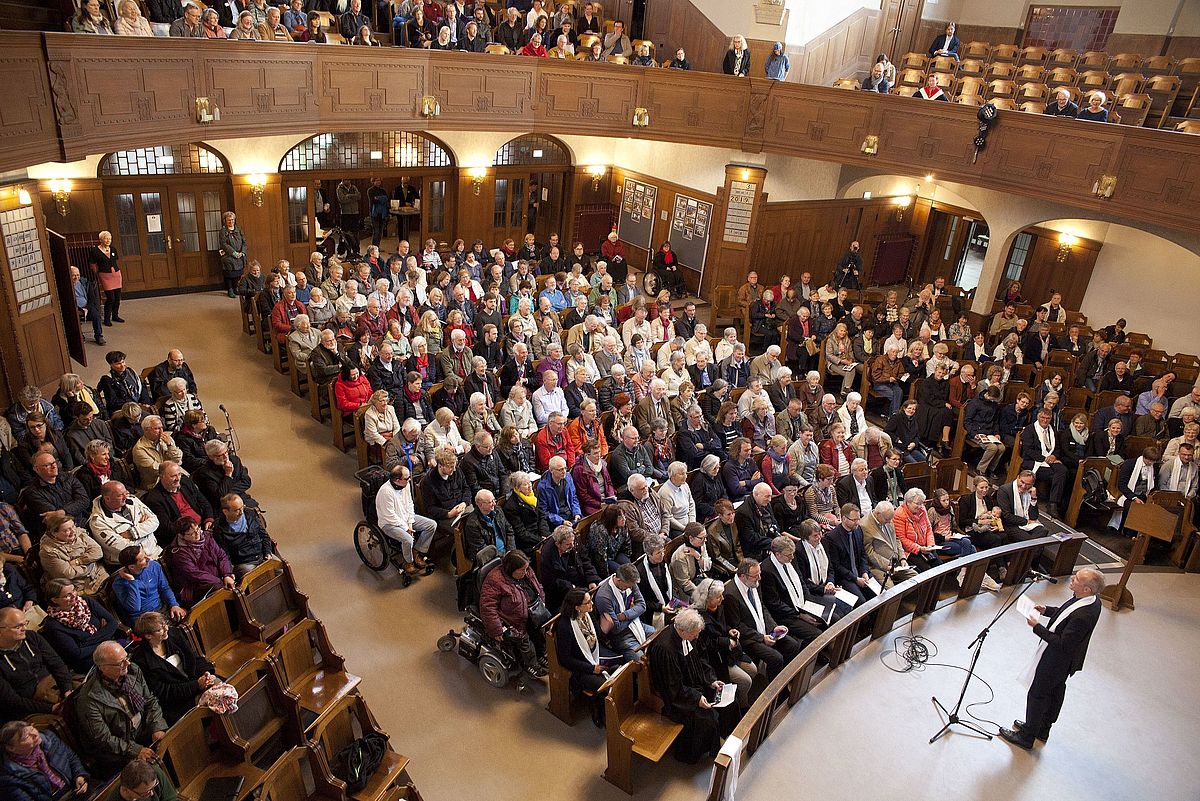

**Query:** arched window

left=493, top=134, right=571, bottom=167
left=99, top=143, right=227, bottom=177
left=279, top=131, right=454, bottom=172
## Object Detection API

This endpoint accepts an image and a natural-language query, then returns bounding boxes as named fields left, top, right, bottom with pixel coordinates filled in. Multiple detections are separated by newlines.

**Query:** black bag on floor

left=334, top=732, right=389, bottom=794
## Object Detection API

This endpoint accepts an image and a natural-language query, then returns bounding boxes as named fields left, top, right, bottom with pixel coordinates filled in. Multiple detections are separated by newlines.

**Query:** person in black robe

left=647, top=608, right=724, bottom=763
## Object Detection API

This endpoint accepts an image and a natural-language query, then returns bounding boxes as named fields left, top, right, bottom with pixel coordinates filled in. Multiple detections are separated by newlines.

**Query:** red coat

left=479, top=566, right=543, bottom=639
left=535, top=427, right=577, bottom=471
left=271, top=299, right=306, bottom=343
left=818, top=439, right=856, bottom=478
left=601, top=238, right=627, bottom=264
left=334, top=375, right=372, bottom=415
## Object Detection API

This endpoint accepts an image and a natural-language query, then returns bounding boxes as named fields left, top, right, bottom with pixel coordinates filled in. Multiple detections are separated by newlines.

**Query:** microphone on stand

left=1027, top=569, right=1058, bottom=584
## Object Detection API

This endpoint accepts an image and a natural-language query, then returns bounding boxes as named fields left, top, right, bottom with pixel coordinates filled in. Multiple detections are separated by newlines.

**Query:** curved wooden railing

left=0, top=33, right=1195, bottom=233
left=704, top=530, right=1086, bottom=801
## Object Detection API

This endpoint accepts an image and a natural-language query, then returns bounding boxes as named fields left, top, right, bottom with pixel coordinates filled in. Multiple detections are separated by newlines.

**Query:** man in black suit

left=996, top=470, right=1045, bottom=542
left=724, top=558, right=803, bottom=680
left=758, top=537, right=825, bottom=646
left=1056, top=324, right=1087, bottom=358
left=835, top=459, right=876, bottom=515
left=1020, top=408, right=1068, bottom=516
left=822, top=504, right=877, bottom=603
left=1114, top=445, right=1160, bottom=533
left=734, top=484, right=780, bottom=561
left=498, top=342, right=538, bottom=396
left=1000, top=568, right=1104, bottom=749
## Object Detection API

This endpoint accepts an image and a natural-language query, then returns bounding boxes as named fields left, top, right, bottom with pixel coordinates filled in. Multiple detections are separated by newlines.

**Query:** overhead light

left=894, top=195, right=912, bottom=221
left=863, top=191, right=872, bottom=199
left=925, top=174, right=934, bottom=181
left=17, top=187, right=31, bottom=206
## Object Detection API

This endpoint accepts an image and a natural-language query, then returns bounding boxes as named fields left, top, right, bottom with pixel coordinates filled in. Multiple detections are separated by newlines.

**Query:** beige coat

left=131, top=433, right=183, bottom=491
left=39, top=532, right=109, bottom=595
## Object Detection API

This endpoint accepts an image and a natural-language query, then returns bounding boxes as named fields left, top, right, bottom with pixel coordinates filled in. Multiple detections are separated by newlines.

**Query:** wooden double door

left=490, top=169, right=567, bottom=247
left=103, top=180, right=228, bottom=292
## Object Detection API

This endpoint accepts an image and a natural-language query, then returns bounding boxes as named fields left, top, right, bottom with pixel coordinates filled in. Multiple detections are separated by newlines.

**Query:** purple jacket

left=571, top=459, right=615, bottom=516
left=167, top=534, right=232, bottom=605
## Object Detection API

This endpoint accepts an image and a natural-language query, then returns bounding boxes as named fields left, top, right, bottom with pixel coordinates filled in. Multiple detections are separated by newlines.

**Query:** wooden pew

left=254, top=746, right=343, bottom=801
left=220, top=658, right=306, bottom=769
left=269, top=618, right=362, bottom=731
left=309, top=363, right=331, bottom=423
left=330, top=382, right=353, bottom=452
left=602, top=653, right=683, bottom=795
left=272, top=332, right=289, bottom=375
left=185, top=588, right=269, bottom=678
left=288, top=351, right=308, bottom=398
left=1064, top=457, right=1117, bottom=527
left=237, top=559, right=312, bottom=642
left=933, top=456, right=971, bottom=500
left=251, top=295, right=272, bottom=355
left=307, top=694, right=412, bottom=801
left=155, top=706, right=264, bottom=801
left=543, top=613, right=574, bottom=726
left=353, top=405, right=370, bottom=470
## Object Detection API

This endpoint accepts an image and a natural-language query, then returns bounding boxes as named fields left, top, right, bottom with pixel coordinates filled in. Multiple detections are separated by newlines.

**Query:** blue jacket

left=111, top=561, right=179, bottom=627
left=0, top=730, right=87, bottom=801
left=535, top=473, right=580, bottom=526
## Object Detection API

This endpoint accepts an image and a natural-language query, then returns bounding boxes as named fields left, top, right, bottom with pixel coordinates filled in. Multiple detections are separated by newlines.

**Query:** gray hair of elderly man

left=673, top=607, right=704, bottom=634
left=1074, top=567, right=1106, bottom=595
left=627, top=472, right=648, bottom=491
left=551, top=524, right=574, bottom=544
left=204, top=439, right=228, bottom=457
left=769, top=535, right=796, bottom=555
left=643, top=533, right=667, bottom=554
left=474, top=489, right=494, bottom=505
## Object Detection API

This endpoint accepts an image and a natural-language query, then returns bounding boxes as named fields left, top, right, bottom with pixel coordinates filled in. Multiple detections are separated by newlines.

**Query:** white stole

left=1012, top=481, right=1032, bottom=518
left=1020, top=594, right=1097, bottom=687
left=735, top=576, right=766, bottom=634
left=1033, top=423, right=1055, bottom=472
left=1165, top=459, right=1194, bottom=495
left=638, top=553, right=672, bottom=609
left=1118, top=456, right=1155, bottom=506
left=769, top=554, right=805, bottom=610
left=801, top=540, right=828, bottom=585
left=609, top=578, right=646, bottom=644
left=570, top=616, right=600, bottom=666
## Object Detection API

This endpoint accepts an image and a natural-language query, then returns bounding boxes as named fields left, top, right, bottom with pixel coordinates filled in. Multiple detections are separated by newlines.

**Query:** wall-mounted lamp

left=632, top=107, right=650, bottom=128
left=421, top=96, right=441, bottom=118
left=17, top=187, right=31, bottom=206
left=1056, top=232, right=1077, bottom=263
left=47, top=179, right=72, bottom=217
left=861, top=134, right=879, bottom=155
left=894, top=195, right=912, bottom=222
left=247, top=174, right=267, bottom=207
left=586, top=165, right=607, bottom=191
left=467, top=167, right=487, bottom=196
left=1092, top=174, right=1116, bottom=199
left=195, top=97, right=220, bottom=124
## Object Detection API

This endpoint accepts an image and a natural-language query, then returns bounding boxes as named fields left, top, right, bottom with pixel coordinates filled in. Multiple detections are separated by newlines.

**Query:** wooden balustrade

left=0, top=33, right=1195, bottom=234
left=704, top=530, right=1085, bottom=801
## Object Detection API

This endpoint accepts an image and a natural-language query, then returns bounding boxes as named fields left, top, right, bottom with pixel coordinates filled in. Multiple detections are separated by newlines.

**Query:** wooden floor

left=73, top=292, right=1200, bottom=800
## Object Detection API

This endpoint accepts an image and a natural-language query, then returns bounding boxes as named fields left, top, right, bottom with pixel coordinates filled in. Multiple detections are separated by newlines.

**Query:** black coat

left=676, top=425, right=722, bottom=470
left=689, top=471, right=728, bottom=523
left=18, top=475, right=91, bottom=535
left=419, top=469, right=470, bottom=520
left=734, top=501, right=780, bottom=562
left=503, top=493, right=550, bottom=557
left=0, top=562, right=36, bottom=610
left=213, top=510, right=273, bottom=567
left=835, top=475, right=877, bottom=514
left=129, top=627, right=214, bottom=725
left=461, top=508, right=515, bottom=565
left=823, top=524, right=869, bottom=583
left=538, top=538, right=599, bottom=611
left=460, top=447, right=505, bottom=498
left=39, top=596, right=119, bottom=673
left=141, top=476, right=214, bottom=548
left=193, top=453, right=255, bottom=511
left=868, top=465, right=907, bottom=506
left=1032, top=597, right=1101, bottom=682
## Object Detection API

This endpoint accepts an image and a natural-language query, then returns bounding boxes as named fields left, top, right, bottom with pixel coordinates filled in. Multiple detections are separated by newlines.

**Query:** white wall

left=686, top=0, right=878, bottom=46
left=1173, top=0, right=1200, bottom=36
left=922, top=0, right=1192, bottom=34
left=1079, top=224, right=1200, bottom=354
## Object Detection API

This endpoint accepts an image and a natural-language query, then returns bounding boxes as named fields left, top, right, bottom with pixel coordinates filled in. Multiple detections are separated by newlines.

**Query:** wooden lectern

left=1101, top=501, right=1179, bottom=611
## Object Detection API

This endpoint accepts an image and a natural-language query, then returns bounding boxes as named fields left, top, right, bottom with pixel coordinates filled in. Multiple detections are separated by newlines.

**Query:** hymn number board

left=1, top=205, right=52, bottom=315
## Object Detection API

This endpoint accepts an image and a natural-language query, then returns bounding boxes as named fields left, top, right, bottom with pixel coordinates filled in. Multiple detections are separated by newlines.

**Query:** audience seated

left=0, top=606, right=73, bottom=724
left=39, top=578, right=119, bottom=673
left=74, top=641, right=168, bottom=774
left=110, top=545, right=185, bottom=628
left=88, top=481, right=161, bottom=565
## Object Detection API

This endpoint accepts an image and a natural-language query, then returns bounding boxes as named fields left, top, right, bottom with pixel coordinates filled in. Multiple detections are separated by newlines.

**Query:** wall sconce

left=247, top=174, right=267, bottom=207
left=894, top=195, right=912, bottom=222
left=47, top=179, right=72, bottom=217
left=861, top=135, right=879, bottom=155
left=421, top=96, right=441, bottom=118
left=1092, top=174, right=1116, bottom=199
left=467, top=167, right=487, bottom=196
left=586, top=165, right=606, bottom=191
left=17, top=187, right=31, bottom=206
left=1056, top=232, right=1077, bottom=263
left=632, top=107, right=650, bottom=128
left=195, top=97, right=220, bottom=124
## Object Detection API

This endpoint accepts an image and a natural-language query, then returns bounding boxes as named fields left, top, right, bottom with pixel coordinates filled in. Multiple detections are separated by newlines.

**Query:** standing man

left=834, top=241, right=862, bottom=290
left=336, top=178, right=361, bottom=256
left=367, top=177, right=390, bottom=247
left=1000, top=568, right=1105, bottom=749
left=69, top=265, right=105, bottom=345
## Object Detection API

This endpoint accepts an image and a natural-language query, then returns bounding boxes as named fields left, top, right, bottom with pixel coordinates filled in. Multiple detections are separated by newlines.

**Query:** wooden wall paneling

left=641, top=0, right=729, bottom=74
left=567, top=166, right=611, bottom=247
left=0, top=33, right=64, bottom=169
left=795, top=7, right=882, bottom=87
left=0, top=0, right=73, bottom=32
left=316, top=55, right=419, bottom=119
left=700, top=165, right=768, bottom=298
left=37, top=179, right=106, bottom=238
left=1016, top=229, right=1100, bottom=310
left=1165, top=36, right=1200, bottom=60
left=6, top=35, right=1199, bottom=236
left=232, top=175, right=287, bottom=278
left=201, top=48, right=317, bottom=139
left=912, top=21, right=1021, bottom=54
left=453, top=170, right=495, bottom=249
left=535, top=64, right=641, bottom=134
left=0, top=188, right=71, bottom=401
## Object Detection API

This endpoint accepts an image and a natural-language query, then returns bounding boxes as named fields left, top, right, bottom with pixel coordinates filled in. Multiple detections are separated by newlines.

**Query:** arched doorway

left=99, top=143, right=232, bottom=291
left=491, top=134, right=572, bottom=246
left=279, top=131, right=456, bottom=264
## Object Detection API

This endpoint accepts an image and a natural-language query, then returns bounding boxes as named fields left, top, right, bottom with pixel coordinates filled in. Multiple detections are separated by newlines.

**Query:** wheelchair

left=352, top=466, right=421, bottom=587
left=436, top=548, right=536, bottom=692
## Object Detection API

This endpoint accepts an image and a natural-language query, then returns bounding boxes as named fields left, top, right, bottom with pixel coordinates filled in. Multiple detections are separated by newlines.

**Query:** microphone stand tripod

left=928, top=572, right=1053, bottom=744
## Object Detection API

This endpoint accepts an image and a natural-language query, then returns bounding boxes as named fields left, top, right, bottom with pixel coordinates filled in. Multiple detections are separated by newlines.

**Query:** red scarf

left=47, top=595, right=97, bottom=634
left=85, top=460, right=112, bottom=483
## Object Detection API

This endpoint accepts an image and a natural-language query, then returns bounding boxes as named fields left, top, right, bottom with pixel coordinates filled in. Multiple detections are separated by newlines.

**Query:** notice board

left=668, top=193, right=713, bottom=275
left=617, top=178, right=656, bottom=250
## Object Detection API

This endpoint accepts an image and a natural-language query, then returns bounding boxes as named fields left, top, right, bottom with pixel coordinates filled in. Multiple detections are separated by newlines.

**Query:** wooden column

left=701, top=164, right=768, bottom=299
left=231, top=174, right=287, bottom=272
left=0, top=185, right=70, bottom=404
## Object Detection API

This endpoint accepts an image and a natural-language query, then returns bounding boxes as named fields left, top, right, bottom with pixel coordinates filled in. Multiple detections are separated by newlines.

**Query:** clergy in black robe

left=648, top=609, right=724, bottom=763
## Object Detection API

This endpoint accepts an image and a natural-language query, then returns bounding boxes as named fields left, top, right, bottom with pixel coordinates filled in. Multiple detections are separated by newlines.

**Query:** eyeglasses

left=0, top=622, right=28, bottom=630
left=100, top=657, right=130, bottom=668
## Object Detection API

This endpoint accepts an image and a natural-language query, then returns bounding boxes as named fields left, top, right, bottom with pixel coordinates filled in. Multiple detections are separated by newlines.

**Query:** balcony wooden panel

left=0, top=33, right=60, bottom=169
left=10, top=34, right=1196, bottom=234
left=317, top=57, right=418, bottom=117
left=429, top=62, right=532, bottom=119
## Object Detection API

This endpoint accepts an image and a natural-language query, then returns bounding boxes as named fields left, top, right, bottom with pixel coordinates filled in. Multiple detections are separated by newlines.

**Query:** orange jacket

left=893, top=502, right=934, bottom=555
